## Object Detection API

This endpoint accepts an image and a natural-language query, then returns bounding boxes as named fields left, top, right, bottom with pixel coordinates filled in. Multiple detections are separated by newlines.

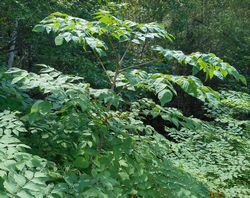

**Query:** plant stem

left=92, top=50, right=113, bottom=84
left=119, top=59, right=157, bottom=72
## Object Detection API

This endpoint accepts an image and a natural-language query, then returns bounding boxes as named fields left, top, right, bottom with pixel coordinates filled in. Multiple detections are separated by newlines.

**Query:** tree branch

left=119, top=59, right=157, bottom=72
left=119, top=43, right=130, bottom=65
left=92, top=50, right=113, bottom=84
left=140, top=40, right=147, bottom=58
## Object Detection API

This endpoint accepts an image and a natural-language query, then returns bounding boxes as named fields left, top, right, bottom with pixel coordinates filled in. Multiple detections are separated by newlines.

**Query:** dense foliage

left=0, top=1, right=249, bottom=198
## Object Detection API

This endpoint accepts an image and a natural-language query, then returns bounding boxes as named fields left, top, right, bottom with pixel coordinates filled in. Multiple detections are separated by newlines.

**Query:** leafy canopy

left=0, top=3, right=249, bottom=198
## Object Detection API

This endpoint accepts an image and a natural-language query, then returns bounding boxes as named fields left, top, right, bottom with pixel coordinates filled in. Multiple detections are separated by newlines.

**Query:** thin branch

left=15, top=56, right=26, bottom=68
left=119, top=43, right=130, bottom=65
left=119, top=59, right=157, bottom=72
left=111, top=69, right=119, bottom=91
left=107, top=36, right=120, bottom=63
left=140, top=40, right=147, bottom=58
left=107, top=36, right=123, bottom=91
left=92, top=50, right=113, bottom=84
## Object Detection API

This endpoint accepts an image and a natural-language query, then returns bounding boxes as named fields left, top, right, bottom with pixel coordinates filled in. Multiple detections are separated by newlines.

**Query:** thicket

left=0, top=2, right=249, bottom=198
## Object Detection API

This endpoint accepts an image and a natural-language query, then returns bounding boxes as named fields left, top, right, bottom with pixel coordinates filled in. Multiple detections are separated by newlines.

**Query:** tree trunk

left=8, top=20, right=18, bottom=68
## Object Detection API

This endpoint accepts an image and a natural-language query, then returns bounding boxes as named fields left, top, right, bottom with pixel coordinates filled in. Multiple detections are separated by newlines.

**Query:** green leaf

left=158, top=89, right=173, bottom=106
left=32, top=25, right=45, bottom=33
left=4, top=180, right=18, bottom=194
left=132, top=39, right=140, bottom=44
left=239, top=75, right=247, bottom=85
left=119, top=172, right=130, bottom=180
left=214, top=70, right=224, bottom=80
left=14, top=174, right=27, bottom=186
left=119, top=159, right=128, bottom=167
left=74, top=157, right=89, bottom=169
left=192, top=65, right=200, bottom=75
left=11, top=72, right=28, bottom=84
left=16, top=190, right=34, bottom=198
left=55, top=35, right=64, bottom=46
left=76, top=95, right=89, bottom=112
left=31, top=100, right=52, bottom=115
